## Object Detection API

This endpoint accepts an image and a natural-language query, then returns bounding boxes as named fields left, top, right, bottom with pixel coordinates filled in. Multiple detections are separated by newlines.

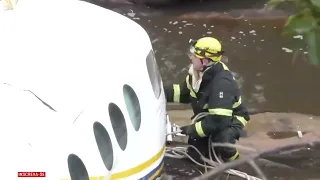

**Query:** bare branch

left=247, top=160, right=267, bottom=180
left=192, top=140, right=320, bottom=180
left=211, top=142, right=257, bottom=152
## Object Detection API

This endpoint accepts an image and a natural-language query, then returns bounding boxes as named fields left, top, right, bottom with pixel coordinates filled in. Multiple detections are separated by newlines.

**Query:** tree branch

left=192, top=140, right=320, bottom=180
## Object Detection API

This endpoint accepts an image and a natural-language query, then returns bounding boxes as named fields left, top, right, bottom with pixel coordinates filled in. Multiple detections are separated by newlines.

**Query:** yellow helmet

left=189, top=37, right=224, bottom=62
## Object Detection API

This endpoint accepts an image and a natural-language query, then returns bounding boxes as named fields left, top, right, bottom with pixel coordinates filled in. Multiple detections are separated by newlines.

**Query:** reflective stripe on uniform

left=219, top=61, right=236, bottom=80
left=204, top=96, right=240, bottom=110
left=235, top=115, right=247, bottom=126
left=186, top=75, right=197, bottom=98
left=232, top=96, right=242, bottom=108
left=173, top=84, right=180, bottom=103
left=208, top=108, right=233, bottom=116
left=205, top=97, right=241, bottom=110
left=228, top=150, right=239, bottom=161
left=195, top=121, right=206, bottom=137
left=219, top=61, right=229, bottom=71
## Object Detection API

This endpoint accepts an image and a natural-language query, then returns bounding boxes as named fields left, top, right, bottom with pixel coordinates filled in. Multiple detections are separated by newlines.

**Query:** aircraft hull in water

left=0, top=0, right=167, bottom=179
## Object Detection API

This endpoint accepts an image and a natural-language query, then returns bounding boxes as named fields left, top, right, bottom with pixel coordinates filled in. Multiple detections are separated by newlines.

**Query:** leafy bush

left=267, top=0, right=320, bottom=65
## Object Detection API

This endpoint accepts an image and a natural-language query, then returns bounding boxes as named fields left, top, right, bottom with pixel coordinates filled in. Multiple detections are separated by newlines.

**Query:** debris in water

left=293, top=35, right=303, bottom=39
left=254, top=85, right=264, bottom=91
left=207, top=32, right=212, bottom=34
left=261, top=39, right=265, bottom=41
left=203, top=24, right=207, bottom=27
left=163, top=28, right=168, bottom=32
left=127, top=12, right=135, bottom=17
left=182, top=21, right=187, bottom=23
left=152, top=38, right=159, bottom=44
left=211, top=25, right=214, bottom=27
left=133, top=17, right=140, bottom=20
left=249, top=30, right=256, bottom=34
left=282, top=47, right=293, bottom=53
left=178, top=31, right=182, bottom=34
left=252, top=92, right=266, bottom=103
left=179, top=27, right=182, bottom=29
left=239, top=31, right=244, bottom=34
left=231, top=37, right=236, bottom=40
left=169, top=21, right=172, bottom=24
left=172, top=21, right=178, bottom=25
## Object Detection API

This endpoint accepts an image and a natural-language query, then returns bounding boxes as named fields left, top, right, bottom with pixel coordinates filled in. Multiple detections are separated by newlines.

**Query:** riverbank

left=167, top=107, right=320, bottom=150
left=165, top=106, right=320, bottom=179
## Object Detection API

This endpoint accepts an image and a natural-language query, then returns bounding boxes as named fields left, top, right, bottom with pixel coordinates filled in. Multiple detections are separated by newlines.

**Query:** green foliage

left=267, top=0, right=320, bottom=65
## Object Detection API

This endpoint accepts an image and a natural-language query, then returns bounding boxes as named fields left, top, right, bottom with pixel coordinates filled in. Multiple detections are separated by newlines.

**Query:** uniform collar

left=189, top=62, right=225, bottom=82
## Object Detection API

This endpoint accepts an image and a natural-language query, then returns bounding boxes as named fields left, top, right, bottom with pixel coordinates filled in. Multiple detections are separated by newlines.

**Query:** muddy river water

left=93, top=0, right=320, bottom=116
left=91, top=0, right=320, bottom=179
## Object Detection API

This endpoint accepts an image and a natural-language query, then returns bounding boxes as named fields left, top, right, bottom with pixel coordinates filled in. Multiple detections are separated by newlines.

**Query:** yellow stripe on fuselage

left=148, top=162, right=164, bottom=180
left=61, top=144, right=166, bottom=180
left=109, top=144, right=165, bottom=179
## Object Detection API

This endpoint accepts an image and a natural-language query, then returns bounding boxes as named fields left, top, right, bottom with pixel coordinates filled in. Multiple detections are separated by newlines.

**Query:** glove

left=180, top=125, right=196, bottom=136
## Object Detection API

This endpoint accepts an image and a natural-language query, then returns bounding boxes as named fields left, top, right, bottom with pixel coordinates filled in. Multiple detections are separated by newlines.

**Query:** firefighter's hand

left=180, top=125, right=194, bottom=136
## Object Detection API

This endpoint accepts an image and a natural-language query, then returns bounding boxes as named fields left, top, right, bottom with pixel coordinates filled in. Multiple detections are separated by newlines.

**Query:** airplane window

left=123, top=84, right=141, bottom=131
left=93, top=121, right=114, bottom=171
left=146, top=50, right=162, bottom=99
left=108, top=103, right=128, bottom=151
left=67, top=154, right=89, bottom=180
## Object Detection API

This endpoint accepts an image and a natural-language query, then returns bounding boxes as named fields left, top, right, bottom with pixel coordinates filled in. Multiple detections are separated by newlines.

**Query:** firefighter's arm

left=164, top=75, right=191, bottom=104
left=186, top=78, right=234, bottom=137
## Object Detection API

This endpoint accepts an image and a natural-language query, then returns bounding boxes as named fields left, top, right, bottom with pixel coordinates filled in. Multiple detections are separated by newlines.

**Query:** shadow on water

left=89, top=0, right=320, bottom=179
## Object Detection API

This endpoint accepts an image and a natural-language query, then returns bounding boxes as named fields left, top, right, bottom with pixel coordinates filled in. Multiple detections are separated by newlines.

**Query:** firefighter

left=164, top=37, right=250, bottom=162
